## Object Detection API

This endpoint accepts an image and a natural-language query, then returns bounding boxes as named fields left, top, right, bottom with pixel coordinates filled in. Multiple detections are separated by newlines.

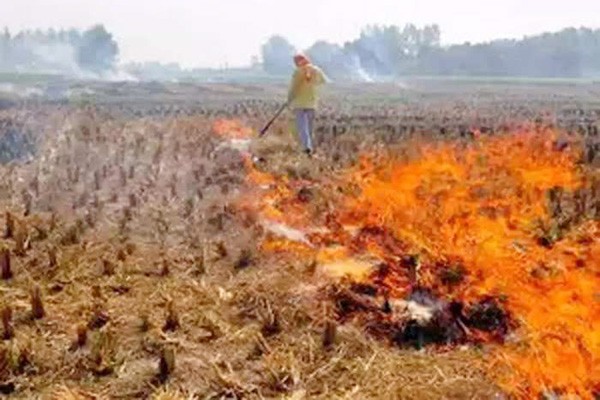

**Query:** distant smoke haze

left=0, top=25, right=123, bottom=79
left=2, top=22, right=600, bottom=83
left=262, top=25, right=600, bottom=81
left=262, top=24, right=442, bottom=82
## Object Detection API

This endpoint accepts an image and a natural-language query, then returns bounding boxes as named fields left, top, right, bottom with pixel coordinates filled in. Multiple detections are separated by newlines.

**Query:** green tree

left=0, top=27, right=10, bottom=69
left=261, top=35, right=296, bottom=75
left=76, top=24, right=119, bottom=73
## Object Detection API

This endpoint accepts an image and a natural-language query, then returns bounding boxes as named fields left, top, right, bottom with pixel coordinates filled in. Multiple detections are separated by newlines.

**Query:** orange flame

left=212, top=118, right=255, bottom=139
left=241, top=124, right=599, bottom=398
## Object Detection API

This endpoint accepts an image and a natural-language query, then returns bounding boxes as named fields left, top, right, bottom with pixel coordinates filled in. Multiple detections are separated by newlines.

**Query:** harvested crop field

left=0, top=80, right=599, bottom=399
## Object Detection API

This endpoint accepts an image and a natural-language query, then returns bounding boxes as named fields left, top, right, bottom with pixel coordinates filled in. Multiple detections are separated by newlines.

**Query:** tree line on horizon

left=1, top=23, right=599, bottom=80
left=262, top=25, right=600, bottom=80
left=0, top=25, right=118, bottom=76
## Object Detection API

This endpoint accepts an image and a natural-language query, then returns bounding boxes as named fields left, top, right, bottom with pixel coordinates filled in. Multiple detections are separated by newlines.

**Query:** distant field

left=408, top=74, right=600, bottom=85
left=1, top=70, right=599, bottom=86
left=2, top=76, right=599, bottom=138
left=0, top=72, right=65, bottom=85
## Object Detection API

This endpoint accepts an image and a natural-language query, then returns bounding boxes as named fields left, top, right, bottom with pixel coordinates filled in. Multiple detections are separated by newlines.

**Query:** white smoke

left=345, top=54, right=375, bottom=83
left=29, top=42, right=83, bottom=76
left=355, top=66, right=374, bottom=83
left=1, top=26, right=134, bottom=82
left=0, top=83, right=44, bottom=98
left=98, top=68, right=139, bottom=82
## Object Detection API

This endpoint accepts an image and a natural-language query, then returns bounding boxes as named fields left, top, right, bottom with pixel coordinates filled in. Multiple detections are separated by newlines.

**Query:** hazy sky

left=3, top=0, right=600, bottom=68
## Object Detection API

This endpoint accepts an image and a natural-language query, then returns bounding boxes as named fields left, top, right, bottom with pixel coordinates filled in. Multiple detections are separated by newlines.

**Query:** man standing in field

left=287, top=53, right=327, bottom=156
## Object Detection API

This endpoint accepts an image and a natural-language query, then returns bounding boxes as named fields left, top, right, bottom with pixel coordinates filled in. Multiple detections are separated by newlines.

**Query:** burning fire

left=235, top=123, right=599, bottom=398
left=212, top=119, right=255, bottom=140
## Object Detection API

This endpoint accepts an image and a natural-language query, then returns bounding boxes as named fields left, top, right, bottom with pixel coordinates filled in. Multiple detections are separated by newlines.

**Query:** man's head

left=293, top=53, right=310, bottom=67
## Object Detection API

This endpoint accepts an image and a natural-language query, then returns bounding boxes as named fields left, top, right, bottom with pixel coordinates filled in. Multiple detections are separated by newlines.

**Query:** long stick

left=259, top=103, right=288, bottom=137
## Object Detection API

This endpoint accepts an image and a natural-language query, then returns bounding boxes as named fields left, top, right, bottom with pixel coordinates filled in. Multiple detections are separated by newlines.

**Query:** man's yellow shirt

left=287, top=64, right=327, bottom=110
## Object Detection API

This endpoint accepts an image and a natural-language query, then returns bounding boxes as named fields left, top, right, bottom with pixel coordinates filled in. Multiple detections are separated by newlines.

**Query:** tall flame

left=338, top=131, right=599, bottom=398
left=242, top=125, right=599, bottom=398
